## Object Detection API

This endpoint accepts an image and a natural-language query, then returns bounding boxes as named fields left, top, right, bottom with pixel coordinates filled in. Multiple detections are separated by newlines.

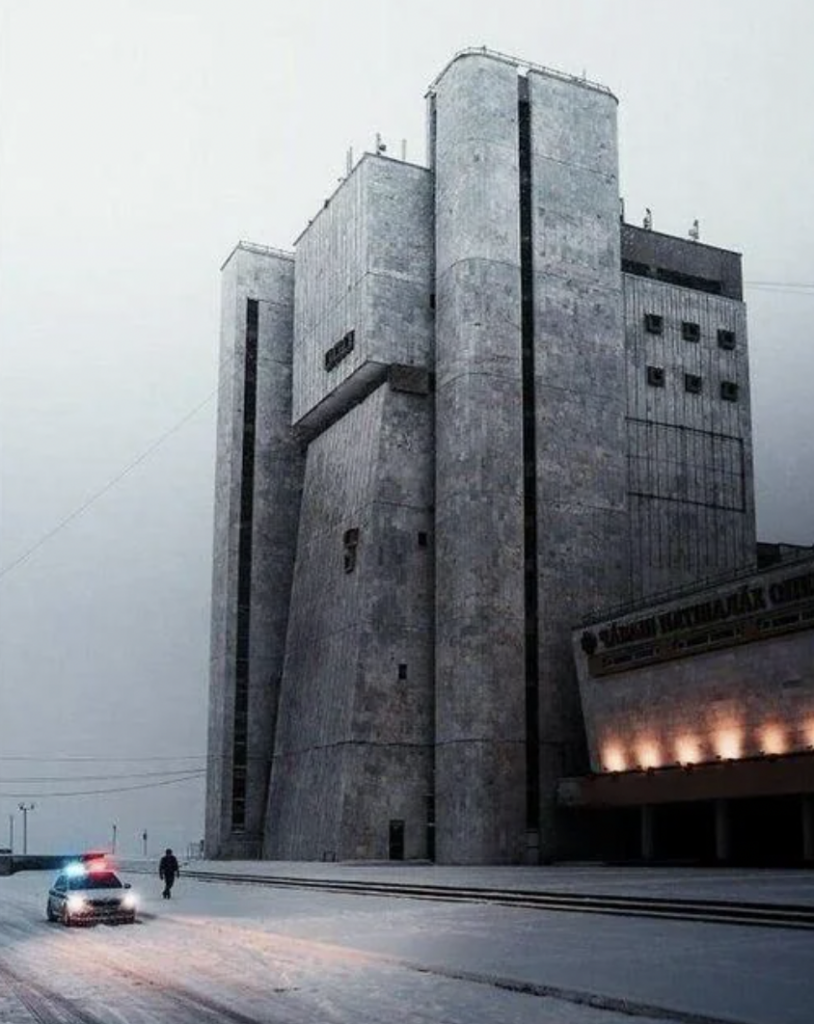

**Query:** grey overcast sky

left=1, top=0, right=812, bottom=856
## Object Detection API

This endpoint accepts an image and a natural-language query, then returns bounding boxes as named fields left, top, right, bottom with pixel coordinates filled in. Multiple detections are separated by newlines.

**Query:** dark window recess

left=646, top=365, right=666, bottom=387
left=655, top=267, right=723, bottom=295
left=684, top=373, right=703, bottom=394
left=343, top=527, right=359, bottom=573
left=622, top=259, right=651, bottom=277
left=325, top=329, right=355, bottom=371
left=721, top=380, right=739, bottom=402
left=417, top=531, right=428, bottom=548
left=398, top=663, right=408, bottom=681
left=644, top=313, right=663, bottom=335
left=682, top=321, right=701, bottom=342
left=429, top=293, right=436, bottom=310
left=718, top=329, right=736, bottom=350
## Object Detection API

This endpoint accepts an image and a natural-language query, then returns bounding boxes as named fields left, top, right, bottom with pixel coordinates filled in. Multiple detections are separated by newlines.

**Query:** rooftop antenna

left=375, top=132, right=387, bottom=154
left=688, top=218, right=700, bottom=242
left=401, top=139, right=407, bottom=161
left=643, top=207, right=653, bottom=231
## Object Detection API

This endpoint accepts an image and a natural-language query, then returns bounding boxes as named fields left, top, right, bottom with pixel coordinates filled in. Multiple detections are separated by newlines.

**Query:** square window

left=684, top=373, right=703, bottom=394
left=718, top=329, right=736, bottom=350
left=644, top=313, right=663, bottom=335
left=682, top=321, right=701, bottom=342
left=720, top=381, right=739, bottom=402
left=646, top=365, right=665, bottom=388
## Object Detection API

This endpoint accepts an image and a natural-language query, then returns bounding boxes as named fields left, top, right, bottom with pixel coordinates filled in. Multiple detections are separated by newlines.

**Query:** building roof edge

left=425, top=46, right=617, bottom=102
left=220, top=241, right=294, bottom=272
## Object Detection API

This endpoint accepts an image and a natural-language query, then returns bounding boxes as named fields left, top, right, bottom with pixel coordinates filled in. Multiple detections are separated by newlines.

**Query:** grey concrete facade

left=265, top=381, right=434, bottom=860
left=526, top=70, right=630, bottom=859
left=206, top=244, right=303, bottom=859
left=206, top=48, right=758, bottom=865
left=622, top=230, right=755, bottom=601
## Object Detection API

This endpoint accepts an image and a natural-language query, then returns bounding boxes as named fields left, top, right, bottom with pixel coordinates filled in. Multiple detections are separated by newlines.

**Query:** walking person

left=159, top=848, right=180, bottom=899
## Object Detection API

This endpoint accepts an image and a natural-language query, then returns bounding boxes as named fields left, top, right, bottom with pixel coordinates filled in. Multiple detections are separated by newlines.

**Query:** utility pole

left=8, top=814, right=14, bottom=853
left=17, top=803, right=35, bottom=855
left=142, top=829, right=148, bottom=858
left=111, top=823, right=118, bottom=854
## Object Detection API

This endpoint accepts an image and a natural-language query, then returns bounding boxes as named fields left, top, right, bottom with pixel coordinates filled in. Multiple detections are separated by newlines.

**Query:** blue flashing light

left=65, top=862, right=86, bottom=878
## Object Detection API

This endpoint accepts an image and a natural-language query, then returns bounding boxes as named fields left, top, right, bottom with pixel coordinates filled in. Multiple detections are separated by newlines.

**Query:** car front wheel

left=46, top=901, right=56, bottom=922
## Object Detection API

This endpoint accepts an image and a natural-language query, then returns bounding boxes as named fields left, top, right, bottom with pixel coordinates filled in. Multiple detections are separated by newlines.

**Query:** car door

left=50, top=873, right=67, bottom=914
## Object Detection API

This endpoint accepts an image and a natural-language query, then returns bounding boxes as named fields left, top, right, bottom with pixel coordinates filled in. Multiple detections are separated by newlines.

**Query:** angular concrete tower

left=430, top=53, right=628, bottom=862
left=206, top=48, right=756, bottom=865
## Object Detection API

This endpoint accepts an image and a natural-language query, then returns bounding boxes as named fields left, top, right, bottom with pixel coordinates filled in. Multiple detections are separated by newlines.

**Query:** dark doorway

left=729, top=796, right=802, bottom=865
left=654, top=801, right=717, bottom=864
left=389, top=819, right=405, bottom=861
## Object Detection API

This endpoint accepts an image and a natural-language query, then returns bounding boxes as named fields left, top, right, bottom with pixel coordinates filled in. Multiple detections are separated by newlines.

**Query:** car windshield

left=70, top=872, right=122, bottom=890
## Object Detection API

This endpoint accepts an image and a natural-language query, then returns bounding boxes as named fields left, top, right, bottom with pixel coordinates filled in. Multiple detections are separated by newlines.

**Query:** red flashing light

left=85, top=858, right=109, bottom=873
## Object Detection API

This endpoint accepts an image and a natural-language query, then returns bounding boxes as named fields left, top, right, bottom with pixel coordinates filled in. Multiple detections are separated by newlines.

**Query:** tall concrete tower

left=430, top=52, right=629, bottom=863
left=206, top=243, right=302, bottom=859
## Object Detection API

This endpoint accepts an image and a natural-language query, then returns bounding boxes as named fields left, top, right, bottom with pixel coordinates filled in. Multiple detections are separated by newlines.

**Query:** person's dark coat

left=159, top=851, right=180, bottom=885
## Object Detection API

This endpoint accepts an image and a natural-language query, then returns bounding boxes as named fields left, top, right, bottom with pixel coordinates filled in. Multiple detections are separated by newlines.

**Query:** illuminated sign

left=582, top=567, right=814, bottom=677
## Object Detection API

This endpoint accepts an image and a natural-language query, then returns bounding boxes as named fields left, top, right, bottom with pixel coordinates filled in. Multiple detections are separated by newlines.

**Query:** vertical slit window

left=232, top=297, right=259, bottom=832
left=518, top=78, right=539, bottom=831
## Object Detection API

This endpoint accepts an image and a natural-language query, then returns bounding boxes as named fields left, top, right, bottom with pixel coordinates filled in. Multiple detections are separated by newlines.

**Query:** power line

left=0, top=772, right=205, bottom=800
left=0, top=768, right=207, bottom=783
left=745, top=281, right=814, bottom=293
left=0, top=754, right=207, bottom=762
left=0, top=384, right=220, bottom=582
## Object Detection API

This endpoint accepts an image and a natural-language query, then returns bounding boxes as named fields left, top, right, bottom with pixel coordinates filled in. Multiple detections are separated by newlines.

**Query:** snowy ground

left=1, top=867, right=812, bottom=1023
left=142, top=858, right=814, bottom=906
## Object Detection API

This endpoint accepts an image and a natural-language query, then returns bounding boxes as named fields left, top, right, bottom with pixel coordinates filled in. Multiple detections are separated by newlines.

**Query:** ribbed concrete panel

left=265, top=384, right=433, bottom=860
left=292, top=156, right=433, bottom=428
left=433, top=53, right=526, bottom=864
left=205, top=245, right=301, bottom=859
left=623, top=274, right=755, bottom=600
left=526, top=72, right=629, bottom=858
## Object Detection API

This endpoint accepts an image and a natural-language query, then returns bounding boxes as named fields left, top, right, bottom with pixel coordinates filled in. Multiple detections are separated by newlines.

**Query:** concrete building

left=206, top=48, right=758, bottom=865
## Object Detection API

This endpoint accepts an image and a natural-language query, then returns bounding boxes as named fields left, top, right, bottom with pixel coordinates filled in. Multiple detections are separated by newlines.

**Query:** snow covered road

left=1, top=869, right=811, bottom=1023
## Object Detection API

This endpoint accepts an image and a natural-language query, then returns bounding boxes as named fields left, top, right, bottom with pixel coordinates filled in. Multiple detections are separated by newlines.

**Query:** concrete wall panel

left=205, top=245, right=301, bottom=859
left=293, top=157, right=433, bottom=427
left=266, top=385, right=434, bottom=859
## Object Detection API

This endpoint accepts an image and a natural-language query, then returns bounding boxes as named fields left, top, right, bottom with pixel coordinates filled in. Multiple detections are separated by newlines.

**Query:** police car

left=46, top=857, right=138, bottom=926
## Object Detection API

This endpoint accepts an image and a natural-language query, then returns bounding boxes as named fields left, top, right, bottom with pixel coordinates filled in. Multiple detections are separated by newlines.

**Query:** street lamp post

left=142, top=829, right=148, bottom=858
left=112, top=823, right=117, bottom=854
left=17, top=803, right=35, bottom=855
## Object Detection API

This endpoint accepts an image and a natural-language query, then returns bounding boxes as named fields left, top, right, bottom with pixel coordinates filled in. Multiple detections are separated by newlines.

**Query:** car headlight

left=121, top=893, right=137, bottom=910
left=66, top=895, right=86, bottom=912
